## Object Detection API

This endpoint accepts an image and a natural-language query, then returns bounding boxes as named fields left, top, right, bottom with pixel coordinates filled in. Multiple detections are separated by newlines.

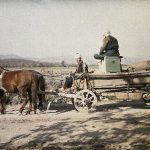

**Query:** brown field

left=0, top=67, right=150, bottom=150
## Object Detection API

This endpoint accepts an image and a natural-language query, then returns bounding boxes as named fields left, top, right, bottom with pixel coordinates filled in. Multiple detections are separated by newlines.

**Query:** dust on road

left=0, top=101, right=150, bottom=150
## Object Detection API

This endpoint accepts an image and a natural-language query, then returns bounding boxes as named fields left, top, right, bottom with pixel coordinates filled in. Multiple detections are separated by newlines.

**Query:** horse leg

left=38, top=93, right=44, bottom=111
left=0, top=98, right=6, bottom=114
left=31, top=83, right=37, bottom=114
left=18, top=88, right=29, bottom=114
left=26, top=90, right=32, bottom=115
left=28, top=101, right=32, bottom=114
left=38, top=76, right=45, bottom=110
left=2, top=101, right=6, bottom=114
left=0, top=90, right=6, bottom=114
left=0, top=99, right=4, bottom=114
left=19, top=97, right=28, bottom=114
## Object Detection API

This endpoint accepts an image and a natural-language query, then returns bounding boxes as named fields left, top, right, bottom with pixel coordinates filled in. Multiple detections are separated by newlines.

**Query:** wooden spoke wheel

left=142, top=93, right=150, bottom=105
left=74, top=89, right=97, bottom=112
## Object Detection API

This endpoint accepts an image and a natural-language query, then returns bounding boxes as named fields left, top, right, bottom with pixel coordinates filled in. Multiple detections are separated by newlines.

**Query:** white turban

left=74, top=53, right=81, bottom=59
left=103, top=30, right=111, bottom=37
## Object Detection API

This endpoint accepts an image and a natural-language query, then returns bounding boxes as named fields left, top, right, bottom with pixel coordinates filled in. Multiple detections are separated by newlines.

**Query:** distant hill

left=0, top=54, right=149, bottom=67
left=41, top=55, right=96, bottom=64
left=0, top=58, right=62, bottom=67
left=0, top=54, right=21, bottom=59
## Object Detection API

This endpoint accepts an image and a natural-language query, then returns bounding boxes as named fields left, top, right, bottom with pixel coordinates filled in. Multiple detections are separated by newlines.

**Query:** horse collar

left=0, top=70, right=7, bottom=92
left=0, top=70, right=5, bottom=79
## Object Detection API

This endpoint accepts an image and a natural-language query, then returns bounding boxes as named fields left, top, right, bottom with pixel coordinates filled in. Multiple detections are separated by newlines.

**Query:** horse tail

left=38, top=74, right=45, bottom=109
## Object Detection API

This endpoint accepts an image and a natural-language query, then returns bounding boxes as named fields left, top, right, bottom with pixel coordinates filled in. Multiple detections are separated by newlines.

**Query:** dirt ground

left=0, top=100, right=150, bottom=150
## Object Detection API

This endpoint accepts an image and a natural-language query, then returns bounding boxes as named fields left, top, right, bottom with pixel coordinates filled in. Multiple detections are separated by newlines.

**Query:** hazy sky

left=0, top=0, right=150, bottom=60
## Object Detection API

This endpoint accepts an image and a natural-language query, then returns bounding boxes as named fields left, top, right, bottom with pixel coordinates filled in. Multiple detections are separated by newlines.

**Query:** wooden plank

left=88, top=71, right=150, bottom=88
left=37, top=91, right=58, bottom=95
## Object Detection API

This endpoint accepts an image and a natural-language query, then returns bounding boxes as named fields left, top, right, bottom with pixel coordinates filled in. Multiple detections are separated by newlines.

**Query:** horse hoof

left=19, top=109, right=23, bottom=114
left=1, top=111, right=5, bottom=114
left=38, top=104, right=43, bottom=110
left=26, top=110, right=30, bottom=115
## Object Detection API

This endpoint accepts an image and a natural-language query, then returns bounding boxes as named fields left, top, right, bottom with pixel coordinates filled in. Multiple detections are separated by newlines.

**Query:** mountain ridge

left=0, top=54, right=149, bottom=65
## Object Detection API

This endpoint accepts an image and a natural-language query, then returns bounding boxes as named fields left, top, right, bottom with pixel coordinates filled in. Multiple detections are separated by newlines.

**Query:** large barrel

left=129, top=60, right=150, bottom=71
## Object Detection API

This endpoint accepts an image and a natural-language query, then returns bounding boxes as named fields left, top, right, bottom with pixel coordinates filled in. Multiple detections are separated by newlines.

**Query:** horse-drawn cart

left=0, top=56, right=150, bottom=114
left=46, top=56, right=150, bottom=112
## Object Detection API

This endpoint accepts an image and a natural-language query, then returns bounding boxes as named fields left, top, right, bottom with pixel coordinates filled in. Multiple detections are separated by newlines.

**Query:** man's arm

left=99, top=37, right=109, bottom=55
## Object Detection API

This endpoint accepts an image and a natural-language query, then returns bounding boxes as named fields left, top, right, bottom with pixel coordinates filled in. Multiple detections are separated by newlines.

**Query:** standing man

left=94, top=30, right=120, bottom=60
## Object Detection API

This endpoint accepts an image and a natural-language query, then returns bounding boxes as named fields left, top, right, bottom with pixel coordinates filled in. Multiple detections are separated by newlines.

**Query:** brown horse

left=0, top=66, right=45, bottom=114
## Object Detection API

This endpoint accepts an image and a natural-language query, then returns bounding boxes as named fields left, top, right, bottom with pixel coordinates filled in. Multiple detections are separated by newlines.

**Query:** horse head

left=0, top=66, right=9, bottom=75
left=0, top=66, right=4, bottom=75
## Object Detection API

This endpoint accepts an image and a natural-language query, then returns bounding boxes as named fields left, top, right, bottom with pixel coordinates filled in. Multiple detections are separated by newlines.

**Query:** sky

left=0, top=0, right=150, bottom=61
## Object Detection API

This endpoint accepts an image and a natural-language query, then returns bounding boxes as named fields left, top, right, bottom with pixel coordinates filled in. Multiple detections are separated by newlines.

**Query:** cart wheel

left=74, top=89, right=97, bottom=112
left=142, top=93, right=150, bottom=105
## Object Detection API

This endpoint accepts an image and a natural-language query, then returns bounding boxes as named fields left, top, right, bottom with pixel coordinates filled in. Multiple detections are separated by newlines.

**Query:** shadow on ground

left=96, top=100, right=150, bottom=111
left=0, top=100, right=150, bottom=150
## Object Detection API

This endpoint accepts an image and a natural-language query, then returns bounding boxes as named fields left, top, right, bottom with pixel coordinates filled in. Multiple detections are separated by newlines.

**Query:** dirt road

left=0, top=101, right=150, bottom=150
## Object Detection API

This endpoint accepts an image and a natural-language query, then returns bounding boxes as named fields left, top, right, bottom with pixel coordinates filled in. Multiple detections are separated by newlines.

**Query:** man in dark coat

left=94, top=30, right=120, bottom=60
left=62, top=53, right=84, bottom=90
left=75, top=53, right=84, bottom=73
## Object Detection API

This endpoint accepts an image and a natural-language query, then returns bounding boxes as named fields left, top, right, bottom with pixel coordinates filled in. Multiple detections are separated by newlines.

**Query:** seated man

left=62, top=53, right=88, bottom=90
left=75, top=53, right=88, bottom=73
left=94, top=30, right=120, bottom=60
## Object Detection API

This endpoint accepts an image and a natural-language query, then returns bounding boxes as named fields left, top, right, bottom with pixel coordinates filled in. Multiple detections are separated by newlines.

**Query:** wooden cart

left=46, top=57, right=150, bottom=112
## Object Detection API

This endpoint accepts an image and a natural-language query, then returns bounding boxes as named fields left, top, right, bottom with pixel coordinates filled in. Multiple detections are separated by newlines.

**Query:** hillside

left=0, top=58, right=61, bottom=67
